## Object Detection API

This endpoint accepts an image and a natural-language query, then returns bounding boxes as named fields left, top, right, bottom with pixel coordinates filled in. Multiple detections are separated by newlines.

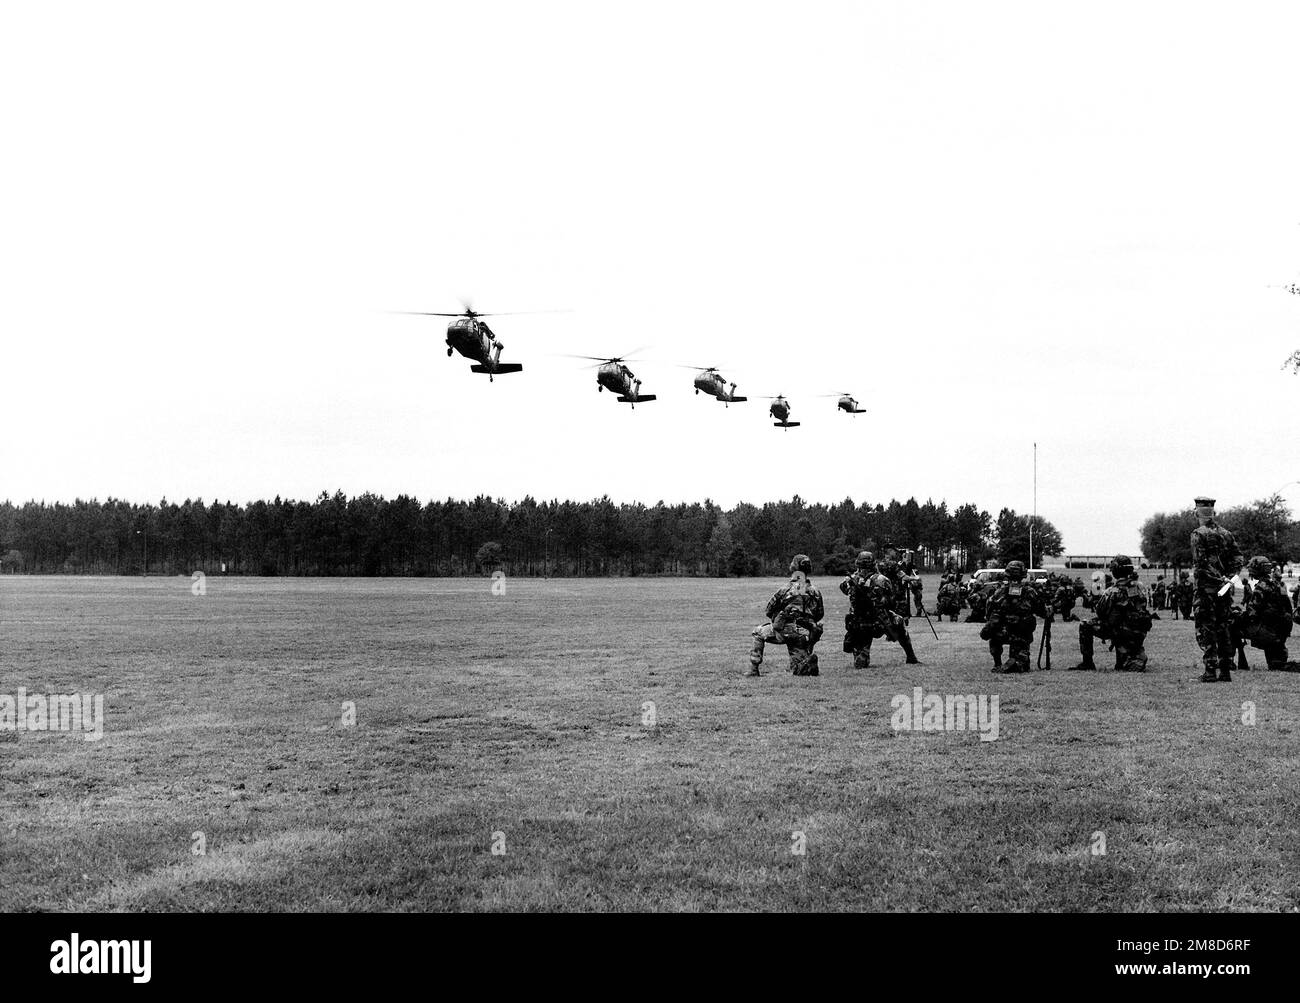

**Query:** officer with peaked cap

left=1190, top=496, right=1244, bottom=682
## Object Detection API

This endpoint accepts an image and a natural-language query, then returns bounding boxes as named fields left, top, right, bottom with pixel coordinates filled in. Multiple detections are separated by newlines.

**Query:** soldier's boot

left=989, top=640, right=1004, bottom=673
left=853, top=649, right=871, bottom=670
left=745, top=632, right=764, bottom=676
left=901, top=635, right=920, bottom=665
left=1071, top=626, right=1096, bottom=670
left=1217, top=657, right=1233, bottom=683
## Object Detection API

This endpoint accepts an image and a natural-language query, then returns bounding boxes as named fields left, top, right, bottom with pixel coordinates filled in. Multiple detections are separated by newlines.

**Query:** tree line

left=0, top=493, right=1065, bottom=577
left=1140, top=495, right=1299, bottom=568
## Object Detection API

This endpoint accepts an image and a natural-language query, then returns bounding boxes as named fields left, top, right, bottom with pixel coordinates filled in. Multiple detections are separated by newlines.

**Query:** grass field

left=2, top=574, right=1298, bottom=912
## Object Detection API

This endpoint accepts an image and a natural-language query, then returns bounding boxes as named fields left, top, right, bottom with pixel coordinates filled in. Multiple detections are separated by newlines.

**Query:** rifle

left=914, top=598, right=939, bottom=640
left=1038, top=613, right=1053, bottom=669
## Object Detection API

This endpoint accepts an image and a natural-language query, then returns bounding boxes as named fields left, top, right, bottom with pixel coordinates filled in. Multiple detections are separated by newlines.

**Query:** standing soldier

left=899, top=552, right=924, bottom=616
left=1173, top=570, right=1194, bottom=620
left=965, top=579, right=989, bottom=623
left=1070, top=555, right=1154, bottom=671
left=746, top=554, right=825, bottom=677
left=1190, top=496, right=1243, bottom=683
left=1151, top=576, right=1167, bottom=618
left=1236, top=556, right=1298, bottom=671
left=840, top=550, right=919, bottom=667
left=981, top=560, right=1049, bottom=673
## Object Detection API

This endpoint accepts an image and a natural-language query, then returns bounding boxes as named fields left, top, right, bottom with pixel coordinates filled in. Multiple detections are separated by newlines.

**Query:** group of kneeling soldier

left=745, top=498, right=1300, bottom=680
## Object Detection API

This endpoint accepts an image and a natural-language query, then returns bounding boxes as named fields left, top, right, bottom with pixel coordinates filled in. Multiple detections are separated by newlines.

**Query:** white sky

left=2, top=0, right=1298, bottom=554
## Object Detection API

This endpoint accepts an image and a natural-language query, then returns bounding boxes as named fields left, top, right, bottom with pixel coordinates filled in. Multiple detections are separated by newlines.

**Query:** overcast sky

left=2, top=1, right=1298, bottom=554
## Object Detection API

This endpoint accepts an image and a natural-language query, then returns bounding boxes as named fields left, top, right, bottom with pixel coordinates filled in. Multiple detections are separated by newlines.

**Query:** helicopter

left=817, top=392, right=867, bottom=414
left=566, top=353, right=657, bottom=407
left=390, top=306, right=528, bottom=381
left=760, top=395, right=800, bottom=428
left=685, top=366, right=747, bottom=406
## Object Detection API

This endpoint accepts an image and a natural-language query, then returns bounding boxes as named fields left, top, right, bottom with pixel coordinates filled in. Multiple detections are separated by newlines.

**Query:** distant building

left=1064, top=554, right=1152, bottom=570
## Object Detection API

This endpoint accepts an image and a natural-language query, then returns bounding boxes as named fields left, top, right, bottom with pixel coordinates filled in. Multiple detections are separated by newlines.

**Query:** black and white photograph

left=1, top=0, right=1297, bottom=984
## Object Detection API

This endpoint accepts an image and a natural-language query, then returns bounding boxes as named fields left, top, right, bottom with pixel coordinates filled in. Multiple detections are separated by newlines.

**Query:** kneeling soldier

left=747, top=554, right=825, bottom=677
left=981, top=560, right=1048, bottom=673
left=1071, top=555, right=1153, bottom=672
left=1237, top=556, right=1298, bottom=672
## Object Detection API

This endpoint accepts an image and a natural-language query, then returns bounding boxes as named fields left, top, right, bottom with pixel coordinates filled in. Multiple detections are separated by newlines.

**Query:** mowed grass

left=1, top=574, right=1298, bottom=912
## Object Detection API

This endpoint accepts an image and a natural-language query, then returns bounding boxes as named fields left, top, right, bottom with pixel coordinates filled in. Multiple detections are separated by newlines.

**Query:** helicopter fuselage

left=837, top=396, right=865, bottom=414
left=444, top=317, right=521, bottom=379
left=769, top=397, right=799, bottom=428
left=598, top=362, right=655, bottom=405
left=693, top=370, right=746, bottom=404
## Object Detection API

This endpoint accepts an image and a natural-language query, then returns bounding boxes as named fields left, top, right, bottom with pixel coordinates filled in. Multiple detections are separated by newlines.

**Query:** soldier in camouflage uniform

left=1172, top=570, right=1194, bottom=620
left=1235, top=556, right=1298, bottom=671
left=1190, top=496, right=1243, bottom=683
left=981, top=560, right=1048, bottom=673
left=747, top=554, right=825, bottom=677
left=935, top=575, right=962, bottom=621
left=965, top=580, right=989, bottom=623
left=1054, top=577, right=1079, bottom=622
left=1070, top=555, right=1154, bottom=672
left=840, top=550, right=920, bottom=667
left=1151, top=577, right=1168, bottom=613
left=901, top=555, right=925, bottom=616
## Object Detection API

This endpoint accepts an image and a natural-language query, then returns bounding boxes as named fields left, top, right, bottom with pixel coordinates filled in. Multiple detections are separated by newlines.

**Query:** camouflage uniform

left=1236, top=557, right=1297, bottom=671
left=981, top=561, right=1048, bottom=673
left=840, top=551, right=919, bottom=667
left=1071, top=556, right=1153, bottom=671
left=965, top=581, right=989, bottom=623
left=1054, top=579, right=1079, bottom=622
left=1190, top=497, right=1243, bottom=682
left=900, top=559, right=924, bottom=616
left=1172, top=572, right=1194, bottom=619
left=935, top=577, right=961, bottom=621
left=748, top=555, right=825, bottom=676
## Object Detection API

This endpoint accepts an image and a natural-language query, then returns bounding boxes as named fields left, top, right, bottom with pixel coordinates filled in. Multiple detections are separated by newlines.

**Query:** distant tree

left=1139, top=510, right=1198, bottom=566
left=1, top=549, right=22, bottom=572
left=706, top=513, right=734, bottom=576
left=475, top=541, right=503, bottom=572
left=994, top=509, right=1064, bottom=565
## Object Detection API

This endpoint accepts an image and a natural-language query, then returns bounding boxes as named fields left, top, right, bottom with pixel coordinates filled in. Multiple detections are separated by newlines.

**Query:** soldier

left=1055, top=576, right=1079, bottom=622
left=747, top=554, right=825, bottom=677
left=981, top=560, right=1049, bottom=673
left=1236, top=556, right=1298, bottom=671
left=839, top=550, right=919, bottom=667
left=935, top=575, right=962, bottom=622
left=965, top=579, right=989, bottom=623
left=1190, top=496, right=1244, bottom=683
left=1070, top=555, right=1154, bottom=671
left=1173, top=570, right=1194, bottom=620
left=899, top=553, right=924, bottom=616
left=1151, top=576, right=1166, bottom=619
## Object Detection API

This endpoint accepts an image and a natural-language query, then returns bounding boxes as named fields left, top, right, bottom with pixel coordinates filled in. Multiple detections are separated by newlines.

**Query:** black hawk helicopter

left=759, top=394, right=799, bottom=428
left=390, top=306, right=541, bottom=381
left=816, top=392, right=867, bottom=414
left=682, top=366, right=746, bottom=406
left=565, top=351, right=657, bottom=407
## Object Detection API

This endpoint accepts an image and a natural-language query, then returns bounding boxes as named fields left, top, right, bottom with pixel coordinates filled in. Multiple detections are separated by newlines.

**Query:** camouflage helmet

left=1179, top=570, right=1190, bottom=580
left=855, top=550, right=875, bottom=570
left=1005, top=560, right=1026, bottom=581
left=1108, top=554, right=1136, bottom=579
left=1248, top=555, right=1273, bottom=578
left=790, top=553, right=812, bottom=575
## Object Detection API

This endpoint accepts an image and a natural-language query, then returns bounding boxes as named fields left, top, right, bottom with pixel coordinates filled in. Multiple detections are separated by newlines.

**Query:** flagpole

left=1030, top=443, right=1037, bottom=569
